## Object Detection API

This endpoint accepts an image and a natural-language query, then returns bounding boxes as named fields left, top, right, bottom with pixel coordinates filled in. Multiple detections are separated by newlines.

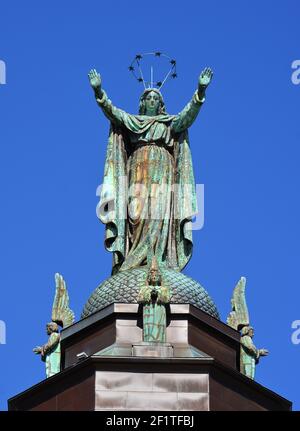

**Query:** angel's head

left=139, top=88, right=166, bottom=116
left=147, top=255, right=161, bottom=285
left=46, top=322, right=59, bottom=335
left=241, top=325, right=254, bottom=338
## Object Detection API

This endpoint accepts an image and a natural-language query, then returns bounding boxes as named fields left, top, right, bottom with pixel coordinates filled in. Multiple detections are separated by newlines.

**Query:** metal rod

left=158, top=67, right=173, bottom=90
left=151, top=66, right=153, bottom=88
left=137, top=60, right=146, bottom=89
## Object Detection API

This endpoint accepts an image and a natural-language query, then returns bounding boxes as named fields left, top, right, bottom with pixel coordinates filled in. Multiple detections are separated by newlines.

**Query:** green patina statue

left=88, top=67, right=213, bottom=275
left=240, top=326, right=268, bottom=380
left=33, top=322, right=61, bottom=377
left=33, top=273, right=75, bottom=378
left=227, top=276, right=269, bottom=380
left=137, top=256, right=171, bottom=342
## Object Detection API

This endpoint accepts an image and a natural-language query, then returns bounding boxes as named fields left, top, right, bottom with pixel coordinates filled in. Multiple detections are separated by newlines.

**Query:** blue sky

left=0, top=0, right=300, bottom=410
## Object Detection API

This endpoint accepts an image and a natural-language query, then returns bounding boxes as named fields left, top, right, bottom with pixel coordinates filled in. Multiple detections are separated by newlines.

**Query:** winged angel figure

left=33, top=273, right=75, bottom=378
left=227, top=277, right=268, bottom=380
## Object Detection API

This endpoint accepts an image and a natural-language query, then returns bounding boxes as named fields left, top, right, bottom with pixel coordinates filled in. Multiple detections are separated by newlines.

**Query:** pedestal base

left=8, top=303, right=292, bottom=411
left=132, top=342, right=173, bottom=358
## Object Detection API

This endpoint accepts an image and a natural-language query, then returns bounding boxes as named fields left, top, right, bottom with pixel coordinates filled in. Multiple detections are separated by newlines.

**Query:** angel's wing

left=227, top=276, right=249, bottom=330
left=51, top=273, right=75, bottom=328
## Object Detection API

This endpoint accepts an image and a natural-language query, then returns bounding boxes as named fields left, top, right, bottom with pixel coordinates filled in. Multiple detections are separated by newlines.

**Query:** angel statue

left=33, top=273, right=75, bottom=378
left=88, top=65, right=213, bottom=275
left=137, top=256, right=171, bottom=342
left=227, top=276, right=268, bottom=380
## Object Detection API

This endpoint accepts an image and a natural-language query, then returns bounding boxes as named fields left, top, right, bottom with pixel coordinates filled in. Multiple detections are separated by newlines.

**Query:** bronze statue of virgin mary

left=88, top=67, right=213, bottom=275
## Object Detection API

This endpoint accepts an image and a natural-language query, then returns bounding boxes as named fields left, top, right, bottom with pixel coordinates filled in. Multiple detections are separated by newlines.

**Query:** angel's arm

left=41, top=333, right=60, bottom=356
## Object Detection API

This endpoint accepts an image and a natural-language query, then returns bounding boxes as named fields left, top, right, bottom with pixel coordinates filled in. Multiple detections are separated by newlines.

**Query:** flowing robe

left=240, top=335, right=260, bottom=380
left=138, top=284, right=171, bottom=343
left=96, top=90, right=204, bottom=274
left=143, top=302, right=167, bottom=343
left=41, top=332, right=61, bottom=377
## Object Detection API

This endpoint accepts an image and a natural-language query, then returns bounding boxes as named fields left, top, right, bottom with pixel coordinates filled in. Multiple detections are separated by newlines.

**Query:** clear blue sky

left=1, top=0, right=300, bottom=410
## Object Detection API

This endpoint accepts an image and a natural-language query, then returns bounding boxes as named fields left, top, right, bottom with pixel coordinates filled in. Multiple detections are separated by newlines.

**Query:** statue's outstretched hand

left=33, top=346, right=42, bottom=354
left=198, top=67, right=213, bottom=100
left=199, top=67, right=213, bottom=88
left=259, top=348, right=269, bottom=356
left=88, top=69, right=102, bottom=92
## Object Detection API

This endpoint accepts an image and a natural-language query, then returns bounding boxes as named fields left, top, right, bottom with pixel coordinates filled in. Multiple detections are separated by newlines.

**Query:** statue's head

left=46, top=322, right=59, bottom=335
left=241, top=325, right=254, bottom=338
left=139, top=88, right=166, bottom=116
left=147, top=255, right=162, bottom=285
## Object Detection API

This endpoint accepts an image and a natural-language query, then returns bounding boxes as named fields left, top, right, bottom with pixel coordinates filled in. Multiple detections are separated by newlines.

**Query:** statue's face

left=249, top=328, right=254, bottom=338
left=46, top=324, right=53, bottom=335
left=46, top=322, right=58, bottom=335
left=150, top=268, right=159, bottom=283
left=144, top=91, right=160, bottom=115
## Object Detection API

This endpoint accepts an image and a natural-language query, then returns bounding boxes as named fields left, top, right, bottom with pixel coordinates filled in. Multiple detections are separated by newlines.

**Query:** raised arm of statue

left=33, top=331, right=60, bottom=362
left=36, top=332, right=60, bottom=361
left=43, top=332, right=60, bottom=354
left=171, top=67, right=213, bottom=134
left=88, top=69, right=127, bottom=127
